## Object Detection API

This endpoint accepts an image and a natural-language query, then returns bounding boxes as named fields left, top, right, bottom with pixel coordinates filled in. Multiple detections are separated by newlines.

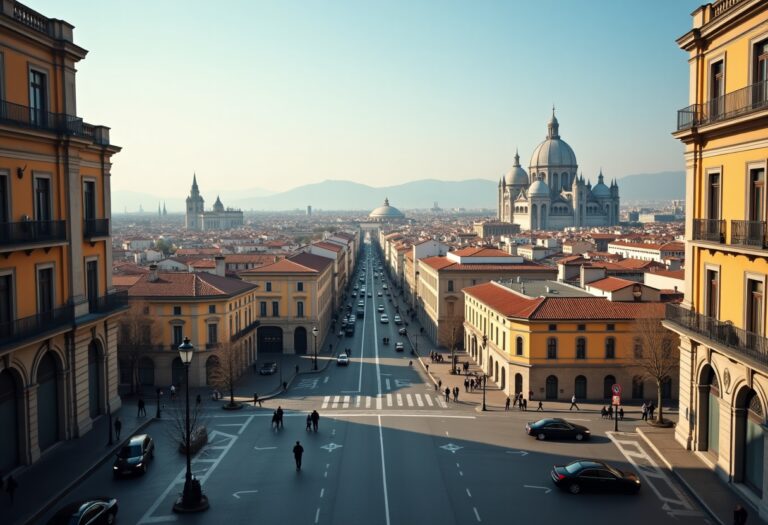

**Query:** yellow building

left=122, top=268, right=258, bottom=389
left=666, top=1, right=768, bottom=515
left=240, top=252, right=334, bottom=358
left=464, top=280, right=672, bottom=402
left=0, top=1, right=124, bottom=471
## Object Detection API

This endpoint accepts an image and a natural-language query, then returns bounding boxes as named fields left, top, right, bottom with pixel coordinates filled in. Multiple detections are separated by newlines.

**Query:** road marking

left=239, top=415, right=254, bottom=435
left=366, top=396, right=372, bottom=408
left=524, top=485, right=552, bottom=494
left=415, top=394, right=424, bottom=406
left=296, top=378, right=319, bottom=390
left=377, top=395, right=383, bottom=410
left=446, top=431, right=450, bottom=437
left=356, top=395, right=361, bottom=408
left=377, top=415, right=392, bottom=525
left=424, top=394, right=433, bottom=407
left=343, top=395, right=350, bottom=408
left=473, top=507, right=481, bottom=522
left=506, top=450, right=529, bottom=456
left=315, top=507, right=320, bottom=524
left=466, top=488, right=472, bottom=497
left=323, top=376, right=329, bottom=383
left=440, top=443, right=463, bottom=453
left=385, top=378, right=391, bottom=390
left=459, top=470, right=463, bottom=476
left=321, top=396, right=330, bottom=409
left=321, top=442, right=343, bottom=453
left=253, top=446, right=277, bottom=451
left=386, top=394, right=393, bottom=406
left=406, top=394, right=413, bottom=407
left=320, top=488, right=324, bottom=498
left=396, top=394, right=403, bottom=406
left=332, top=395, right=340, bottom=408
left=232, top=490, right=259, bottom=499
left=437, top=396, right=447, bottom=408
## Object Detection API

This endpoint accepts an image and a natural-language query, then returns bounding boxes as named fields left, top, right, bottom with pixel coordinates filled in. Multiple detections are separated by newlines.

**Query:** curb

left=21, top=417, right=154, bottom=525
left=636, top=427, right=724, bottom=525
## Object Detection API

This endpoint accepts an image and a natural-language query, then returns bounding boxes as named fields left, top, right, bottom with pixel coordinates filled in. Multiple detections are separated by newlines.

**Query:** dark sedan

left=525, top=418, right=591, bottom=441
left=48, top=497, right=118, bottom=525
left=551, top=460, right=641, bottom=495
left=259, top=362, right=278, bottom=375
left=113, top=434, right=154, bottom=476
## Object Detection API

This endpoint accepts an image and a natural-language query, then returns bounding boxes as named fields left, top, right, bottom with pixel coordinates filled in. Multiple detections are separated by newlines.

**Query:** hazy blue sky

left=31, top=0, right=702, bottom=198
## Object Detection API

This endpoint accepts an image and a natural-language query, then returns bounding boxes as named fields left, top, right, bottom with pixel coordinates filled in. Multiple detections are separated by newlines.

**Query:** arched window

left=546, top=337, right=557, bottom=359
left=576, top=337, right=586, bottom=359
left=515, top=336, right=523, bottom=356
left=605, top=337, right=616, bottom=359
left=633, top=338, right=643, bottom=358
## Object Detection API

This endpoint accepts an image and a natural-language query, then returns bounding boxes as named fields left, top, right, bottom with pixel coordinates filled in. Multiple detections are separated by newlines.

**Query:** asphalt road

left=40, top=243, right=712, bottom=525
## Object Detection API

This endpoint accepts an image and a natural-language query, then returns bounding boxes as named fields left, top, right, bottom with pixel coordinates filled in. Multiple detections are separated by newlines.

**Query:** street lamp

left=482, top=335, right=488, bottom=411
left=173, top=337, right=209, bottom=513
left=312, top=326, right=318, bottom=370
left=450, top=326, right=456, bottom=375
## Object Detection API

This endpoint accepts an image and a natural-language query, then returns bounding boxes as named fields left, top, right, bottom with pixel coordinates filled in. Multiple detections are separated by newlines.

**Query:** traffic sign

left=612, top=395, right=621, bottom=406
left=611, top=384, right=622, bottom=396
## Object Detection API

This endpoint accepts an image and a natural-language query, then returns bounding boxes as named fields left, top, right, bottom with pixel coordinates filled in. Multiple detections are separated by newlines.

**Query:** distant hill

left=616, top=171, right=684, bottom=201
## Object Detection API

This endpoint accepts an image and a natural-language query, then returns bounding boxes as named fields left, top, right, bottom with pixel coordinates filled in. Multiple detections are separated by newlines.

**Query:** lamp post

left=312, top=326, right=318, bottom=370
left=155, top=387, right=162, bottom=419
left=173, top=337, right=209, bottom=513
left=482, top=335, right=488, bottom=411
left=450, top=326, right=456, bottom=375
left=106, top=401, right=113, bottom=446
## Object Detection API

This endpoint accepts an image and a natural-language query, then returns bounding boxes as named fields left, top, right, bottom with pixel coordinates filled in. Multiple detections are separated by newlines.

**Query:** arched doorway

left=206, top=355, right=220, bottom=386
left=545, top=375, right=558, bottom=400
left=514, top=373, right=523, bottom=394
left=37, top=352, right=60, bottom=452
left=258, top=326, right=283, bottom=353
left=0, top=369, right=22, bottom=472
left=494, top=362, right=499, bottom=382
left=500, top=368, right=506, bottom=390
left=603, top=375, right=616, bottom=399
left=632, top=376, right=645, bottom=400
left=574, top=375, right=587, bottom=399
left=734, top=388, right=765, bottom=495
left=294, top=327, right=308, bottom=355
left=171, top=357, right=185, bottom=387
left=88, top=340, right=103, bottom=419
left=698, top=366, right=720, bottom=454
left=138, top=357, right=155, bottom=387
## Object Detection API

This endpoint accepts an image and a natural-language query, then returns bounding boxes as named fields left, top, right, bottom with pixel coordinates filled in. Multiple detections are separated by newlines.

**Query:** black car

left=48, top=497, right=119, bottom=525
left=113, top=434, right=154, bottom=476
left=259, top=362, right=278, bottom=375
left=525, top=418, right=591, bottom=441
left=551, top=460, right=641, bottom=495
left=398, top=327, right=407, bottom=335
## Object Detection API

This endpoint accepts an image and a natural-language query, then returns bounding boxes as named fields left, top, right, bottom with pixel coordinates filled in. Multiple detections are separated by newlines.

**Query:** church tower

left=185, top=173, right=205, bottom=230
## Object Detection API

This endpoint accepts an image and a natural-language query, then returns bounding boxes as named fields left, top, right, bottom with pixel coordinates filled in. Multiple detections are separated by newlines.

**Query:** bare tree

left=208, top=342, right=245, bottom=408
left=447, top=318, right=463, bottom=374
left=633, top=316, right=680, bottom=424
left=164, top=398, right=208, bottom=453
left=117, top=301, right=162, bottom=395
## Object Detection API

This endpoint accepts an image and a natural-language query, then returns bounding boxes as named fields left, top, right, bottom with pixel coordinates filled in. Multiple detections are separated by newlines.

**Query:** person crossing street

left=569, top=394, right=580, bottom=411
left=293, top=441, right=304, bottom=471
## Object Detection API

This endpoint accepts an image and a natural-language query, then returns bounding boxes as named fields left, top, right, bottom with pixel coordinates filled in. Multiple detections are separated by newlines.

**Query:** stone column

left=676, top=335, right=695, bottom=450
left=25, top=383, right=40, bottom=463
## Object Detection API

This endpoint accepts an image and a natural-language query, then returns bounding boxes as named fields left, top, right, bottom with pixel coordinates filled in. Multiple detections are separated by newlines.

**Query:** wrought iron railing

left=83, top=218, right=110, bottom=239
left=730, top=220, right=767, bottom=248
left=88, top=290, right=129, bottom=315
left=232, top=320, right=260, bottom=342
left=0, top=99, right=84, bottom=135
left=692, top=218, right=725, bottom=243
left=0, top=220, right=67, bottom=247
left=666, top=303, right=768, bottom=367
left=0, top=304, right=74, bottom=350
left=676, top=80, right=768, bottom=131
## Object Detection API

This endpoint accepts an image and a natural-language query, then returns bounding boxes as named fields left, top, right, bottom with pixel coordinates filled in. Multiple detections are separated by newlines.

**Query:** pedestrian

left=601, top=406, right=608, bottom=419
left=170, top=384, right=176, bottom=400
left=253, top=393, right=259, bottom=407
left=114, top=417, right=122, bottom=440
left=295, top=365, right=299, bottom=375
left=137, top=397, right=146, bottom=417
left=438, top=379, right=442, bottom=391
left=464, top=378, right=469, bottom=392
left=649, top=402, right=656, bottom=420
left=454, top=386, right=460, bottom=402
left=283, top=381, right=288, bottom=392
left=470, top=378, right=475, bottom=391
left=425, top=364, right=429, bottom=373
left=444, top=387, right=450, bottom=402
left=196, top=394, right=201, bottom=407
left=523, top=398, right=528, bottom=411
left=293, top=441, right=304, bottom=471
left=608, top=405, right=614, bottom=420
left=641, top=402, right=648, bottom=421
left=536, top=400, right=542, bottom=411
left=569, top=394, right=580, bottom=411
left=518, top=396, right=524, bottom=411
left=619, top=407, right=624, bottom=421
left=505, top=396, right=511, bottom=411
left=272, top=411, right=279, bottom=430
left=306, top=414, right=312, bottom=431
left=276, top=406, right=284, bottom=429
left=311, top=410, right=320, bottom=432
left=733, top=504, right=748, bottom=525
left=5, top=474, right=17, bottom=505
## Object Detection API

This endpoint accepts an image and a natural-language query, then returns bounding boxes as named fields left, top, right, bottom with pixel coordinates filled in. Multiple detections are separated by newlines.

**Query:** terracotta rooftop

left=313, top=241, right=343, bottom=253
left=289, top=252, right=333, bottom=272
left=420, top=255, right=552, bottom=273
left=128, top=272, right=256, bottom=298
left=452, top=247, right=512, bottom=257
left=586, top=277, right=635, bottom=292
left=242, top=258, right=319, bottom=274
left=651, top=269, right=685, bottom=279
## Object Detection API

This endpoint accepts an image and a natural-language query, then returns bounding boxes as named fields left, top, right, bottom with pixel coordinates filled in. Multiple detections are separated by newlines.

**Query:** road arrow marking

left=506, top=450, right=529, bottom=456
left=440, top=443, right=463, bottom=454
left=523, top=485, right=551, bottom=494
left=233, top=490, right=259, bottom=499
left=321, top=442, right=343, bottom=453
left=253, top=446, right=277, bottom=451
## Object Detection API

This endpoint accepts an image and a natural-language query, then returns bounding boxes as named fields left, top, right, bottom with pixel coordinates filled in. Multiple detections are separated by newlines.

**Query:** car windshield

left=564, top=462, right=583, bottom=474
left=119, top=444, right=142, bottom=458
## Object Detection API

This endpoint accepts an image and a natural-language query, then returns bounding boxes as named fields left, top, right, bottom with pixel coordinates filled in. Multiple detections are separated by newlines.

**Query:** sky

left=30, top=0, right=703, bottom=201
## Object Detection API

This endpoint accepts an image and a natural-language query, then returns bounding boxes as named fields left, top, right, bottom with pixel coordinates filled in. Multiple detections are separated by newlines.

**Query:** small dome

left=528, top=177, right=550, bottom=197
left=369, top=197, right=405, bottom=220
left=591, top=172, right=611, bottom=198
left=504, top=151, right=529, bottom=186
left=213, top=195, right=225, bottom=212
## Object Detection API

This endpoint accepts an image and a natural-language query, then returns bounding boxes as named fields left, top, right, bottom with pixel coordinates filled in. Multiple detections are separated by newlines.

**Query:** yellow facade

left=668, top=1, right=768, bottom=517
left=0, top=1, right=123, bottom=471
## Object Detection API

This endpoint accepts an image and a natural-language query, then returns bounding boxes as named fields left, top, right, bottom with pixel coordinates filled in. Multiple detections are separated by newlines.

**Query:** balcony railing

left=676, top=80, right=768, bottom=131
left=693, top=218, right=725, bottom=243
left=730, top=220, right=767, bottom=248
left=0, top=99, right=110, bottom=145
left=83, top=218, right=110, bottom=239
left=666, top=303, right=768, bottom=367
left=232, top=320, right=260, bottom=342
left=0, top=304, right=75, bottom=350
left=0, top=220, right=67, bottom=247
left=12, top=1, right=51, bottom=36
left=87, top=290, right=129, bottom=316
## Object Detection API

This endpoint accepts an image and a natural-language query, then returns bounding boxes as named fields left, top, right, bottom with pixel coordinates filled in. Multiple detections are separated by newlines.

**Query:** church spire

left=547, top=107, right=560, bottom=139
left=192, top=172, right=199, bottom=191
left=513, top=147, right=520, bottom=166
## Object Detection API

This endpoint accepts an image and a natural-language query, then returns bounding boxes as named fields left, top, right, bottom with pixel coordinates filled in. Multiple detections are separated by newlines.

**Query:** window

left=83, top=180, right=96, bottom=221
left=710, top=60, right=724, bottom=118
left=37, top=267, right=53, bottom=315
left=260, top=301, right=267, bottom=317
left=209, top=305, right=216, bottom=314
left=29, top=69, right=47, bottom=126
left=633, top=337, right=643, bottom=358
left=297, top=282, right=304, bottom=292
left=708, top=172, right=721, bottom=220
left=548, top=324, right=557, bottom=332
left=577, top=324, right=586, bottom=331
left=605, top=337, right=616, bottom=359
left=266, top=282, right=272, bottom=292
left=576, top=337, right=586, bottom=359
left=272, top=301, right=279, bottom=317
left=0, top=173, right=8, bottom=223
left=606, top=323, right=615, bottom=332
left=0, top=274, right=12, bottom=331
left=34, top=176, right=51, bottom=221
left=748, top=167, right=765, bottom=223
left=86, top=260, right=98, bottom=310
left=173, top=325, right=183, bottom=346
left=515, top=337, right=523, bottom=356
left=207, top=323, right=218, bottom=344
left=632, top=376, right=644, bottom=399
left=546, top=337, right=557, bottom=359
left=753, top=38, right=768, bottom=103
left=447, top=280, right=454, bottom=292
left=173, top=306, right=181, bottom=315
left=297, top=301, right=304, bottom=317
left=705, top=268, right=719, bottom=317
left=746, top=278, right=764, bottom=336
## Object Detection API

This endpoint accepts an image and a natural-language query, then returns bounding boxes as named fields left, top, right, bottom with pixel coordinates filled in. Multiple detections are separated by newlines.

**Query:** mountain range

left=112, top=171, right=684, bottom=213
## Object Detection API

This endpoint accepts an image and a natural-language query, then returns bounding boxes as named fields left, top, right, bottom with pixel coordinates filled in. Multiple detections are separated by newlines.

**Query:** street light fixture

left=312, top=326, right=318, bottom=370
left=173, top=337, right=209, bottom=513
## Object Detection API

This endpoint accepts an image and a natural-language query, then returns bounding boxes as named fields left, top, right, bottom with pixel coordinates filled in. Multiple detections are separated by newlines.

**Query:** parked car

left=380, top=314, right=389, bottom=323
left=259, top=362, right=278, bottom=375
left=525, top=418, right=591, bottom=441
left=395, top=342, right=404, bottom=352
left=398, top=327, right=407, bottom=335
left=337, top=353, right=349, bottom=366
left=394, top=315, right=402, bottom=325
left=113, top=434, right=154, bottom=477
left=551, top=460, right=641, bottom=495
left=48, top=498, right=118, bottom=525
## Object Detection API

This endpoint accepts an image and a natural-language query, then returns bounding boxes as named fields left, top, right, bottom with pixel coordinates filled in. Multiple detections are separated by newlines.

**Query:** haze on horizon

left=30, top=0, right=701, bottom=197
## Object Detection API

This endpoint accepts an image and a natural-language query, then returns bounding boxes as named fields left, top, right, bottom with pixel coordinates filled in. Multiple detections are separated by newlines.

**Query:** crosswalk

left=321, top=393, right=450, bottom=410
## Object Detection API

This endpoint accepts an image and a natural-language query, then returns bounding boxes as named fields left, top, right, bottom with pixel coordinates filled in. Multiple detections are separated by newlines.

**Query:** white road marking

left=376, top=395, right=383, bottom=410
left=473, top=507, right=481, bottom=522
left=466, top=488, right=472, bottom=498
left=524, top=485, right=551, bottom=494
left=440, top=443, right=462, bottom=453
left=321, top=396, right=330, bottom=409
left=356, top=396, right=361, bottom=408
left=415, top=394, right=424, bottom=407
left=253, top=446, right=277, bottom=451
left=343, top=395, right=350, bottom=408
left=377, top=415, right=392, bottom=525
left=332, top=395, right=340, bottom=408
left=320, top=488, right=325, bottom=498
left=459, top=470, right=464, bottom=476
left=323, top=376, right=329, bottom=383
left=424, top=394, right=433, bottom=407
left=387, top=394, right=393, bottom=406
left=238, top=415, right=254, bottom=435
left=315, top=507, right=320, bottom=524
left=366, top=396, right=372, bottom=408
left=385, top=378, right=391, bottom=390
left=232, top=490, right=259, bottom=499
left=396, top=394, right=403, bottom=406
left=406, top=394, right=413, bottom=406
left=506, top=450, right=529, bottom=456
left=437, top=396, right=447, bottom=408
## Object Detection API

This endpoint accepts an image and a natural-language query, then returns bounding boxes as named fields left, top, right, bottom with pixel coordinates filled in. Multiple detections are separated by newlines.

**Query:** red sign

left=611, top=384, right=622, bottom=396
left=612, top=395, right=621, bottom=406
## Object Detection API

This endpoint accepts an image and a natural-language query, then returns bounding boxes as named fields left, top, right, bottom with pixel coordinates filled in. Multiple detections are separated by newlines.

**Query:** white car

left=337, top=354, right=349, bottom=366
left=378, top=304, right=384, bottom=312
left=394, top=315, right=402, bottom=325
left=383, top=284, right=388, bottom=290
left=368, top=293, right=372, bottom=297
left=380, top=314, right=389, bottom=323
left=377, top=292, right=383, bottom=297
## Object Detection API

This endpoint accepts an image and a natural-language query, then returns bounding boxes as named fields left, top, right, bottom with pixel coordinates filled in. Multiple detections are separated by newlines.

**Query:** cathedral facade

left=185, top=174, right=244, bottom=231
left=497, top=112, right=620, bottom=230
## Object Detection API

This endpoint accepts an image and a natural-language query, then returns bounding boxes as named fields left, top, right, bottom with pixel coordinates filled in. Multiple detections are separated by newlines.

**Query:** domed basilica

left=497, top=111, right=620, bottom=230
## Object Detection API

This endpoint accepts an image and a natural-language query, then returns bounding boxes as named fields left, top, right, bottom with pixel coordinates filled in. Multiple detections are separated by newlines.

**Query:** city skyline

left=30, top=0, right=701, bottom=197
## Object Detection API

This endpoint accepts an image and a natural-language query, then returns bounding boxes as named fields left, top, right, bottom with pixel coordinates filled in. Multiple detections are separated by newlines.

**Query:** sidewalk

left=638, top=424, right=767, bottom=525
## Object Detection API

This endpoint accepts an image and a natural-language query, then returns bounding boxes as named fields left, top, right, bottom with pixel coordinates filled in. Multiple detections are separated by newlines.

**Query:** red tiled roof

left=313, top=241, right=342, bottom=252
left=113, top=275, right=142, bottom=289
left=651, top=269, right=685, bottom=279
left=128, top=272, right=256, bottom=298
left=452, top=247, right=511, bottom=257
left=189, top=259, right=216, bottom=268
left=587, top=277, right=635, bottom=292
left=224, top=254, right=284, bottom=264
left=289, top=252, right=333, bottom=272
left=242, top=258, right=318, bottom=274
left=420, top=255, right=552, bottom=273
left=556, top=255, right=587, bottom=265
left=176, top=248, right=222, bottom=256
left=464, top=282, right=544, bottom=317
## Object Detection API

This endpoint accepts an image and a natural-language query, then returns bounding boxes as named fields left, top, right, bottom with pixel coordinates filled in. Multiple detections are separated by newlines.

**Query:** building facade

left=185, top=174, right=243, bottom=231
left=665, top=0, right=768, bottom=518
left=0, top=1, right=126, bottom=472
left=497, top=112, right=620, bottom=230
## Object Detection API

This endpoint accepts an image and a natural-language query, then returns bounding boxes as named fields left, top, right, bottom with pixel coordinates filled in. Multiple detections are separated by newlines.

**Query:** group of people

left=505, top=392, right=531, bottom=411
left=600, top=405, right=625, bottom=420
left=271, top=406, right=285, bottom=430
left=444, top=386, right=460, bottom=402
left=463, top=376, right=486, bottom=392
left=429, top=351, right=445, bottom=363
left=641, top=401, right=656, bottom=421
left=305, top=410, right=320, bottom=432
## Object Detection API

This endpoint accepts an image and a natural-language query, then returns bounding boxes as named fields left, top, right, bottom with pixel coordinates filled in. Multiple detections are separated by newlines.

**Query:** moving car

left=398, top=327, right=407, bottom=335
left=378, top=304, right=385, bottom=312
left=551, top=460, right=641, bottom=495
left=113, top=434, right=154, bottom=477
left=395, top=342, right=404, bottom=352
left=393, top=315, right=402, bottom=325
left=337, top=353, right=349, bottom=366
left=526, top=418, right=591, bottom=441
left=383, top=284, right=388, bottom=290
left=48, top=497, right=118, bottom=525
left=358, top=301, right=364, bottom=308
left=380, top=314, right=389, bottom=323
left=356, top=308, right=364, bottom=318
left=377, top=292, right=383, bottom=297
left=368, top=292, right=372, bottom=297
left=259, top=362, right=278, bottom=375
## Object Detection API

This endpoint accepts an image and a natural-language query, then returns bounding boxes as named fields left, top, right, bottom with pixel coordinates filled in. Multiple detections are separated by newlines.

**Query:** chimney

left=214, top=256, right=226, bottom=277
left=148, top=264, right=159, bottom=282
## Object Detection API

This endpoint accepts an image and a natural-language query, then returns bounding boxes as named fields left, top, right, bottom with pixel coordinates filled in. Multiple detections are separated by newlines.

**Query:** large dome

left=369, top=198, right=405, bottom=220
left=504, top=151, right=529, bottom=186
left=529, top=112, right=577, bottom=169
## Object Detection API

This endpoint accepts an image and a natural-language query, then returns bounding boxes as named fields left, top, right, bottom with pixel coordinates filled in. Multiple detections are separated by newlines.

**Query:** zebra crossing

left=320, top=393, right=449, bottom=410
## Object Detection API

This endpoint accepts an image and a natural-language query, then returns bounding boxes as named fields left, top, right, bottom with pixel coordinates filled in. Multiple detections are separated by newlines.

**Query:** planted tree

left=633, top=316, right=679, bottom=425
left=117, top=301, right=162, bottom=394
left=208, top=342, right=245, bottom=409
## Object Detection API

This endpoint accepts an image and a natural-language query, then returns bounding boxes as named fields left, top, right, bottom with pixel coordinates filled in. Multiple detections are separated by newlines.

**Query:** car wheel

left=106, top=511, right=116, bottom=525
left=575, top=433, right=584, bottom=441
left=568, top=483, right=581, bottom=495
left=537, top=433, right=546, bottom=440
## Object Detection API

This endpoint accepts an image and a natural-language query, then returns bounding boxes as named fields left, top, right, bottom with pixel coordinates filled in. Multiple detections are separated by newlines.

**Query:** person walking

left=306, top=414, right=312, bottom=431
left=534, top=400, right=542, bottom=411
left=444, top=387, right=450, bottom=402
left=601, top=406, right=608, bottom=419
left=253, top=393, right=262, bottom=407
left=5, top=474, right=17, bottom=505
left=453, top=386, right=460, bottom=402
left=649, top=402, right=656, bottom=420
left=608, top=405, right=614, bottom=420
left=522, top=398, right=528, bottom=411
left=170, top=384, right=176, bottom=400
left=505, top=396, right=511, bottom=411
left=438, top=379, right=442, bottom=391
left=137, top=397, right=146, bottom=417
left=276, top=406, right=284, bottom=429
left=569, top=394, right=580, bottom=411
left=114, top=417, right=122, bottom=440
left=272, top=411, right=279, bottom=430
left=464, top=378, right=469, bottom=392
left=619, top=407, right=624, bottom=421
left=293, top=441, right=304, bottom=471
left=641, top=402, right=648, bottom=421
left=733, top=504, right=748, bottom=525
left=282, top=381, right=288, bottom=392
left=311, top=410, right=320, bottom=432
